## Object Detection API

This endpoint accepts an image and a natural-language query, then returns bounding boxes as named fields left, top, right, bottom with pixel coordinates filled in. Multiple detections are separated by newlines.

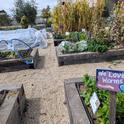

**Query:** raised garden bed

left=0, top=83, right=26, bottom=124
left=64, top=77, right=124, bottom=124
left=0, top=48, right=39, bottom=69
left=56, top=47, right=124, bottom=66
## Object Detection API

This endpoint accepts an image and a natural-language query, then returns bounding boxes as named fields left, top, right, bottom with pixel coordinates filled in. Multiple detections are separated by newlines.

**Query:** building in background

left=35, top=9, right=46, bottom=24
left=0, top=10, right=6, bottom=16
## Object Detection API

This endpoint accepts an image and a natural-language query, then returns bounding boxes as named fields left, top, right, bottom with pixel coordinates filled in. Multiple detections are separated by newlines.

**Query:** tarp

left=0, top=28, right=48, bottom=51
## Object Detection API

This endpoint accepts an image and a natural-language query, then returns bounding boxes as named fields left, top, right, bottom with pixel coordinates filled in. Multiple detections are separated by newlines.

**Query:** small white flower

left=65, top=32, right=70, bottom=36
left=82, top=28, right=86, bottom=32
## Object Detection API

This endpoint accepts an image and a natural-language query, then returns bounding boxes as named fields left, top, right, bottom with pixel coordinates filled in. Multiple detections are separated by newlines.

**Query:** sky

left=0, top=0, right=57, bottom=15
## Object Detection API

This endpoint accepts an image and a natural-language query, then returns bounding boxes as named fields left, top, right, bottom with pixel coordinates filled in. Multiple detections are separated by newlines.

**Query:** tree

left=42, top=6, right=51, bottom=19
left=23, top=2, right=37, bottom=25
left=13, top=0, right=24, bottom=23
left=42, top=6, right=52, bottom=27
left=0, top=10, right=12, bottom=26
left=13, top=0, right=37, bottom=25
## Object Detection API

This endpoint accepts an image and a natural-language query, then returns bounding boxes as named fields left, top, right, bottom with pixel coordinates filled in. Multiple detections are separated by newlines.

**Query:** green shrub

left=0, top=11, right=12, bottom=26
left=65, top=32, right=88, bottom=42
left=87, top=38, right=110, bottom=53
left=13, top=0, right=37, bottom=25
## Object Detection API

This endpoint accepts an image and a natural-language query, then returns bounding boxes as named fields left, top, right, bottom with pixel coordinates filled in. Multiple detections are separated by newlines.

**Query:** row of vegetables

left=54, top=31, right=111, bottom=53
left=0, top=50, right=31, bottom=59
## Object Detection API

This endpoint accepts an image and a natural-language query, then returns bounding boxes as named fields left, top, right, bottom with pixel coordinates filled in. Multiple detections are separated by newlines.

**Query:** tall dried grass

left=52, top=0, right=106, bottom=33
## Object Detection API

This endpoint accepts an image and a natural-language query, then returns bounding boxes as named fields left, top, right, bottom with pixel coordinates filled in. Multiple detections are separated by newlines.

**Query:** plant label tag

left=90, top=92, right=100, bottom=114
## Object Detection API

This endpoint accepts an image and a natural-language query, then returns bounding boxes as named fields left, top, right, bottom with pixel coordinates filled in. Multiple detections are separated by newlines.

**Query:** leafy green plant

left=61, top=40, right=88, bottom=54
left=87, top=38, right=110, bottom=53
left=79, top=32, right=88, bottom=41
left=53, top=33, right=66, bottom=39
left=66, top=32, right=79, bottom=42
left=61, top=37, right=110, bottom=54
left=0, top=51, right=17, bottom=58
left=0, top=50, right=31, bottom=58
left=65, top=32, right=88, bottom=42
left=62, top=43, right=77, bottom=54
left=80, top=74, right=97, bottom=105
left=116, top=93, right=124, bottom=123
left=80, top=74, right=124, bottom=124
left=80, top=75, right=109, bottom=124
left=75, top=41, right=88, bottom=52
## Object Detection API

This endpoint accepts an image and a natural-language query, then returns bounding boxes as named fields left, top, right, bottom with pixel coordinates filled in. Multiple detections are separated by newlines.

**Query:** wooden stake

left=109, top=92, right=116, bottom=124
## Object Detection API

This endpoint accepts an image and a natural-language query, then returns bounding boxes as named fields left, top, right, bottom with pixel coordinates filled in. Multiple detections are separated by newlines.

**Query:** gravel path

left=0, top=38, right=124, bottom=124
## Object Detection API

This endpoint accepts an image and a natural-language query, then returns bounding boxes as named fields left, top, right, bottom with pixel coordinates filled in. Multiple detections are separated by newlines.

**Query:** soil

left=0, top=38, right=124, bottom=124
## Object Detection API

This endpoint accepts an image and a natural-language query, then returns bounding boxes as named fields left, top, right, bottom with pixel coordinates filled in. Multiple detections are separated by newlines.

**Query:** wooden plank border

left=0, top=83, right=26, bottom=124
left=56, top=47, right=124, bottom=66
left=0, top=48, right=39, bottom=69
left=64, top=78, right=92, bottom=124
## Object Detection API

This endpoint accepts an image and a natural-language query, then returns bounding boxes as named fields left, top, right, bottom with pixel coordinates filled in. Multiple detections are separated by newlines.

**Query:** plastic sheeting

left=0, top=28, right=48, bottom=51
left=41, top=28, right=48, bottom=39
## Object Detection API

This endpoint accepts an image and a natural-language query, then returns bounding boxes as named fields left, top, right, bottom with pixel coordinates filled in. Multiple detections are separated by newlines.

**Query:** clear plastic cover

left=0, top=28, right=48, bottom=51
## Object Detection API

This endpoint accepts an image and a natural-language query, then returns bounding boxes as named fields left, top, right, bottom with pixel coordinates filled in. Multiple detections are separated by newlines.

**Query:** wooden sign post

left=109, top=91, right=116, bottom=124
left=96, top=69, right=124, bottom=124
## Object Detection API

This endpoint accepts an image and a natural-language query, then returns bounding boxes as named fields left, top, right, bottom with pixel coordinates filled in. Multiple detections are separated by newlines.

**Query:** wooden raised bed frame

left=0, top=48, right=39, bottom=69
left=56, top=47, right=124, bottom=66
left=0, top=83, right=26, bottom=124
left=64, top=78, right=92, bottom=124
